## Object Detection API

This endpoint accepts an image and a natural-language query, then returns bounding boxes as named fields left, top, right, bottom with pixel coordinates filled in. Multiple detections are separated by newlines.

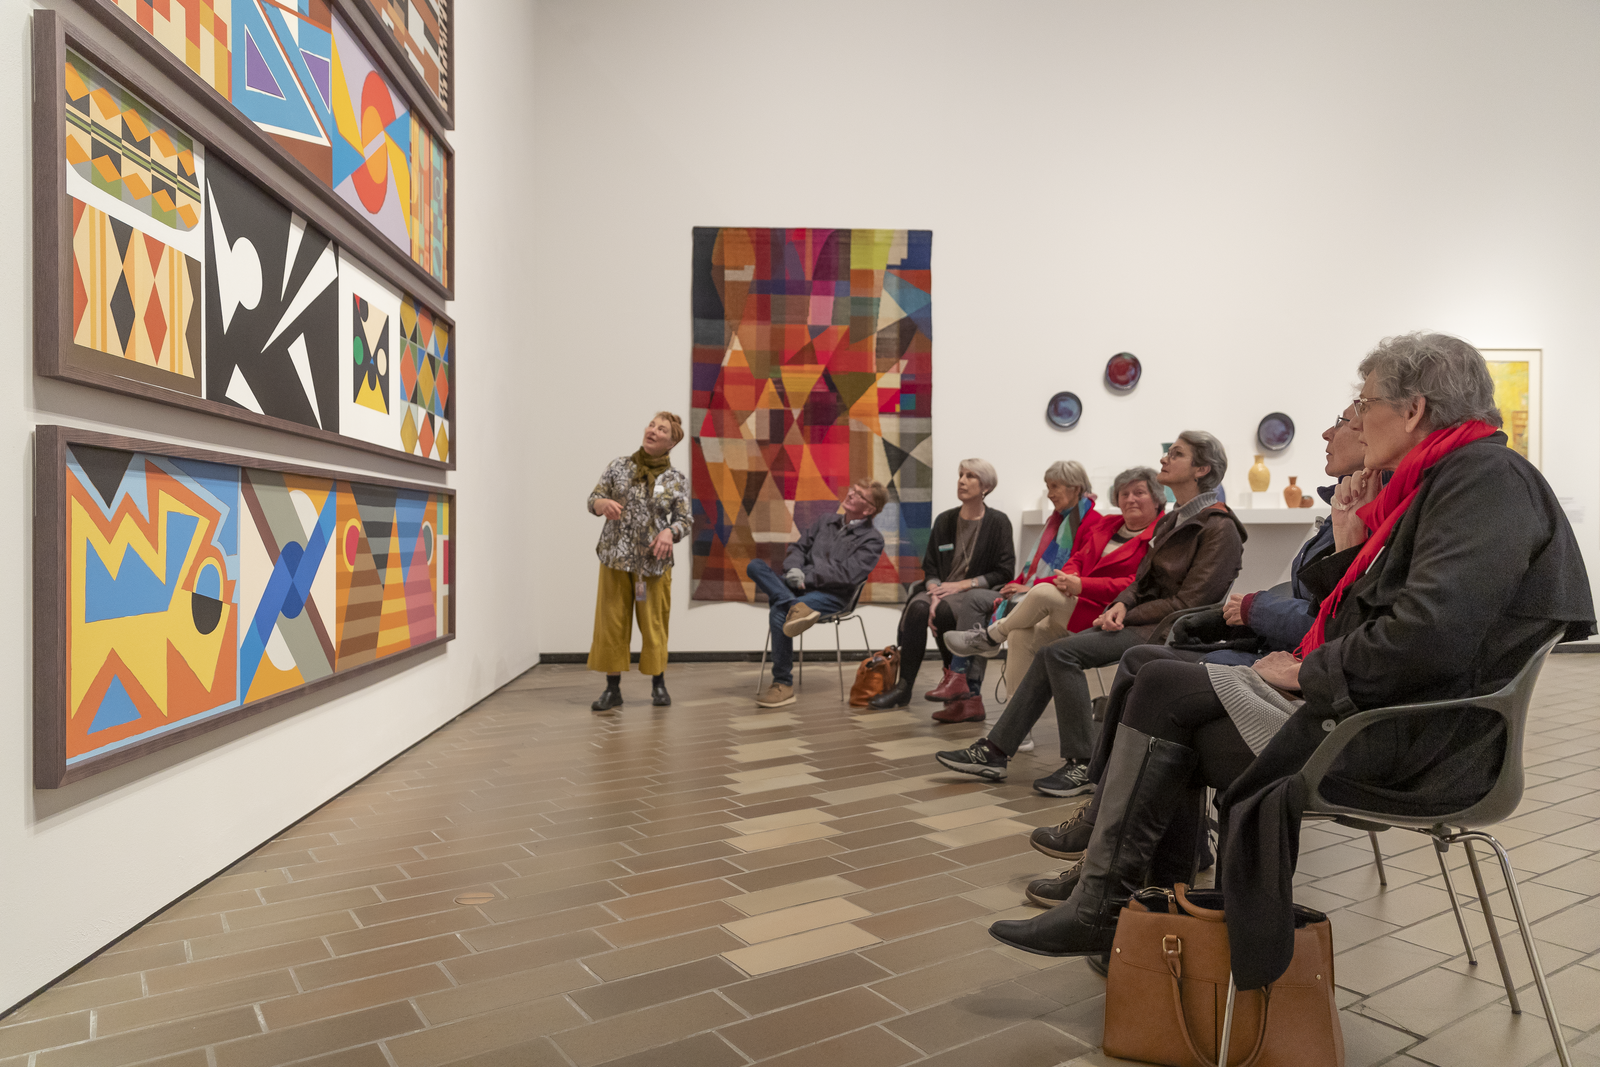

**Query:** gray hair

left=1357, top=332, right=1502, bottom=430
left=1110, top=466, right=1162, bottom=507
left=1175, top=430, right=1227, bottom=492
left=1043, top=460, right=1092, bottom=495
left=958, top=458, right=998, bottom=496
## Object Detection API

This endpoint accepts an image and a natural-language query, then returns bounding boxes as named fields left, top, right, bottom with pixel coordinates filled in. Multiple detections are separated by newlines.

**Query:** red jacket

left=1057, top=511, right=1160, bottom=631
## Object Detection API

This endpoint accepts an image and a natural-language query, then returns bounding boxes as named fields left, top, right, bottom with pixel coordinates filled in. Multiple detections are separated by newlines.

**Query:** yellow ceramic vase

left=1247, top=455, right=1270, bottom=493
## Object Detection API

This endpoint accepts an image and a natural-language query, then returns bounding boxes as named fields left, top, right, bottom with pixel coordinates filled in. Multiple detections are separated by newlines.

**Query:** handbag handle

left=1163, top=936, right=1270, bottom=1067
left=1174, top=883, right=1226, bottom=923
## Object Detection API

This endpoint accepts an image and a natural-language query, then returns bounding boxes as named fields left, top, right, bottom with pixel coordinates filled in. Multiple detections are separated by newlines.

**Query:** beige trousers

left=993, top=583, right=1078, bottom=693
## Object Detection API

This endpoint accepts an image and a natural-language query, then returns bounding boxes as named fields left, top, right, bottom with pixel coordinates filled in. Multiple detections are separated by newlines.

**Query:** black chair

left=755, top=580, right=871, bottom=702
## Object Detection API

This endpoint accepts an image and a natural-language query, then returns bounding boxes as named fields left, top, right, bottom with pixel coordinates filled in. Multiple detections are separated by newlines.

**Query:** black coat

left=1218, top=434, right=1594, bottom=990
left=921, top=506, right=1016, bottom=591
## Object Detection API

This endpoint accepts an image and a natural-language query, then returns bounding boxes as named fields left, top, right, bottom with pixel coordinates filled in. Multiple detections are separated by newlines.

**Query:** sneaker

left=756, top=682, right=796, bottom=708
left=1018, top=733, right=1035, bottom=753
left=1033, top=761, right=1094, bottom=798
left=1025, top=860, right=1083, bottom=907
left=932, top=694, right=985, bottom=723
left=1031, top=805, right=1093, bottom=859
left=944, top=624, right=1003, bottom=658
left=782, top=603, right=820, bottom=637
left=934, top=740, right=1008, bottom=781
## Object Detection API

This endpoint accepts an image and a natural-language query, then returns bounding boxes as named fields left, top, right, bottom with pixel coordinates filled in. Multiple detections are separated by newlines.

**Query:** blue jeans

left=748, top=560, right=845, bottom=686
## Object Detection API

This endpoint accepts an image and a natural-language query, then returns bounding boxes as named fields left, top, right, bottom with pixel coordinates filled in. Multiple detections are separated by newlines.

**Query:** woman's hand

left=1330, top=470, right=1381, bottom=552
left=1096, top=602, right=1127, bottom=632
left=1223, top=593, right=1248, bottom=626
left=1052, top=572, right=1082, bottom=596
left=999, top=581, right=1025, bottom=598
left=595, top=498, right=623, bottom=521
left=650, top=529, right=673, bottom=560
left=1251, top=651, right=1303, bottom=691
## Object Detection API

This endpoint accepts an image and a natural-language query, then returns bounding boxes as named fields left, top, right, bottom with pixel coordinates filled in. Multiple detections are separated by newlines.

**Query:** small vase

left=1283, top=476, right=1302, bottom=509
left=1247, top=455, right=1270, bottom=493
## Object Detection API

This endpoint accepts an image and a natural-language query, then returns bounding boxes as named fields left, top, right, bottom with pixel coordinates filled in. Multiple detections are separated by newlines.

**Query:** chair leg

left=1463, top=836, right=1522, bottom=1013
left=798, top=631, right=804, bottom=690
left=756, top=630, right=770, bottom=695
left=1433, top=839, right=1477, bottom=966
left=834, top=621, right=845, bottom=702
left=1369, top=831, right=1388, bottom=887
left=854, top=616, right=870, bottom=657
left=1465, top=831, right=1571, bottom=1067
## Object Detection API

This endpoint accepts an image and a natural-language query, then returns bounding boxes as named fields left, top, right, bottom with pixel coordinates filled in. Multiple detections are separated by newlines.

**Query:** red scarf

left=1297, top=420, right=1498, bottom=655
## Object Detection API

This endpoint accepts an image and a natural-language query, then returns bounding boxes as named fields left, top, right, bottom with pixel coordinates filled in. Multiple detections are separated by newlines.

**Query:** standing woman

left=586, top=412, right=691, bottom=711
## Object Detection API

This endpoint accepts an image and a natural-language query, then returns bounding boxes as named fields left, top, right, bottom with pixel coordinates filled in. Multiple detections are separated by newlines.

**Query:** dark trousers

left=986, top=626, right=1148, bottom=760
left=895, top=590, right=956, bottom=687
left=747, top=561, right=844, bottom=686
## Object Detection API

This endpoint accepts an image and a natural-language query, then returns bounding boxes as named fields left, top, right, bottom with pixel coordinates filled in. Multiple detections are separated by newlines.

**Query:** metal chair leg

left=756, top=630, right=770, bottom=695
left=1462, top=835, right=1522, bottom=1012
left=834, top=621, right=845, bottom=701
left=1217, top=972, right=1238, bottom=1067
left=854, top=616, right=870, bottom=656
left=798, top=631, right=804, bottom=689
left=1369, top=830, right=1388, bottom=887
left=1468, top=831, right=1571, bottom=1067
left=1433, top=839, right=1477, bottom=966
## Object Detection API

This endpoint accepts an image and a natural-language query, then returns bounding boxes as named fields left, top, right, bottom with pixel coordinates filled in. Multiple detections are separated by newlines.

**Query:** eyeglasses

left=1333, top=416, right=1352, bottom=428
left=1351, top=395, right=1389, bottom=416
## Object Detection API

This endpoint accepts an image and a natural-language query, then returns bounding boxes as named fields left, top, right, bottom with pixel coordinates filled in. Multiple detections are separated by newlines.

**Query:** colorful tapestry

left=72, top=199, right=201, bottom=380
left=330, top=13, right=413, bottom=257
left=689, top=228, right=933, bottom=603
left=110, top=0, right=232, bottom=97
left=364, top=0, right=449, bottom=111
left=399, top=294, right=451, bottom=461
left=61, top=441, right=451, bottom=769
left=231, top=0, right=335, bottom=182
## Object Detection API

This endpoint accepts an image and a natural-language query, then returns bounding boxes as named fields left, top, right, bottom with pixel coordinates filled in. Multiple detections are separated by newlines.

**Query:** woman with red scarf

left=986, top=334, right=1594, bottom=987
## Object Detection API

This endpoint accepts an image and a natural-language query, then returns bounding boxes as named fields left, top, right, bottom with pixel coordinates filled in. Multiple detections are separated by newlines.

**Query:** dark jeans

left=748, top=561, right=844, bottom=686
left=986, top=626, right=1148, bottom=760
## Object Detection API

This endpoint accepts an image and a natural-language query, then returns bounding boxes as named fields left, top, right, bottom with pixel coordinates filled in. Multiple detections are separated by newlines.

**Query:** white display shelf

left=1021, top=506, right=1329, bottom=526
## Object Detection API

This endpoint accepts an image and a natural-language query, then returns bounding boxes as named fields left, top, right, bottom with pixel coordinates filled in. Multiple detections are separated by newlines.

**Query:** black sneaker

left=1030, top=805, right=1093, bottom=859
left=935, top=740, right=1008, bottom=781
left=1033, top=761, right=1094, bottom=798
left=1025, top=860, right=1082, bottom=907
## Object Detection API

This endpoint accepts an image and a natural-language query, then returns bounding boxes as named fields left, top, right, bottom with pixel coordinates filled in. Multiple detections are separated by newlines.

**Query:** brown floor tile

left=883, top=980, right=1063, bottom=1053
left=96, top=972, right=299, bottom=1036
left=460, top=903, right=616, bottom=952
left=34, top=1007, right=260, bottom=1067
left=274, top=1044, right=392, bottom=1067
left=840, top=853, right=960, bottom=890
left=612, top=840, right=742, bottom=873
left=255, top=865, right=410, bottom=904
left=259, top=965, right=453, bottom=1029
left=870, top=949, right=1032, bottom=1011
left=583, top=927, right=746, bottom=981
left=53, top=942, right=188, bottom=987
left=727, top=856, right=854, bottom=893
left=431, top=1036, right=569, bottom=1067
left=112, top=913, right=225, bottom=947
left=719, top=986, right=903, bottom=1060
left=292, top=933, right=470, bottom=991
left=414, top=960, right=598, bottom=1026
left=0, top=974, right=143, bottom=1024
left=0, top=1013, right=90, bottom=1059
left=758, top=1025, right=923, bottom=1067
left=861, top=923, right=996, bottom=975
left=371, top=863, right=523, bottom=900
left=598, top=900, right=745, bottom=948
left=834, top=837, right=945, bottom=871
left=914, top=1019, right=1089, bottom=1066
left=212, top=1002, right=424, bottom=1067
left=720, top=953, right=893, bottom=1015
left=603, top=878, right=741, bottom=920
left=383, top=997, right=582, bottom=1067
left=550, top=991, right=746, bottom=1067
left=726, top=837, right=848, bottom=872
left=444, top=930, right=612, bottom=985
left=588, top=1031, right=746, bottom=1067
left=570, top=956, right=744, bottom=1019
left=188, top=911, right=360, bottom=960
left=222, top=887, right=382, bottom=930
left=326, top=907, right=490, bottom=956
left=855, top=897, right=993, bottom=941
left=144, top=939, right=331, bottom=995
left=847, top=873, right=974, bottom=914
left=610, top=858, right=743, bottom=896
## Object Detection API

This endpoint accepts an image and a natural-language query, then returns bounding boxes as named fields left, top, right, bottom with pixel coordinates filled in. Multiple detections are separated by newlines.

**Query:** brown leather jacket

left=1112, top=502, right=1247, bottom=640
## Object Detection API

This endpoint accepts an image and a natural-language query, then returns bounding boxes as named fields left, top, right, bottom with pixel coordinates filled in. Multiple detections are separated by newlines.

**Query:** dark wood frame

left=66, top=0, right=455, bottom=300
left=33, top=425, right=459, bottom=788
left=33, top=10, right=458, bottom=472
left=336, top=0, right=454, bottom=132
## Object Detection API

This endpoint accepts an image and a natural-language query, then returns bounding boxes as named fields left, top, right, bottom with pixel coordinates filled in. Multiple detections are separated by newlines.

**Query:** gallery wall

left=528, top=0, right=1600, bottom=658
left=1, top=0, right=542, bottom=1013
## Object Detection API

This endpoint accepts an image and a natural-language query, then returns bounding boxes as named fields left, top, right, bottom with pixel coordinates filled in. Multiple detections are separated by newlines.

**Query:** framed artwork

left=1483, top=349, right=1542, bottom=468
left=74, top=0, right=453, bottom=294
left=350, top=0, right=452, bottom=130
left=33, top=425, right=455, bottom=787
left=689, top=227, right=933, bottom=604
left=34, top=12, right=455, bottom=469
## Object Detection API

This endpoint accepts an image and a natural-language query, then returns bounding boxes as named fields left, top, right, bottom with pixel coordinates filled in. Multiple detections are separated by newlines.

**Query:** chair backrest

left=1298, top=632, right=1564, bottom=830
left=1160, top=601, right=1227, bottom=646
left=819, top=579, right=867, bottom=622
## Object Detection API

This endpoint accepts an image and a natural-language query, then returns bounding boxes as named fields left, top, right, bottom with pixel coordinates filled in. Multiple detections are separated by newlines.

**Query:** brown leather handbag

left=849, top=646, right=899, bottom=707
left=1103, top=884, right=1343, bottom=1067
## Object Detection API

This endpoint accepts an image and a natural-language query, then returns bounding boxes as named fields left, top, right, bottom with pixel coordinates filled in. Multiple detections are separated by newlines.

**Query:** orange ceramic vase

left=1283, top=476, right=1303, bottom=508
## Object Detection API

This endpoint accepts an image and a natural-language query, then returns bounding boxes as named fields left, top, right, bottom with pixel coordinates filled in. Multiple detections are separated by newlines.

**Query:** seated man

left=934, top=431, right=1244, bottom=796
left=748, top=480, right=887, bottom=708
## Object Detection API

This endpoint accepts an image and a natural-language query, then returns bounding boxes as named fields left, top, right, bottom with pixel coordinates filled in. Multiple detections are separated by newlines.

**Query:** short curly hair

left=1356, top=333, right=1502, bottom=430
left=652, top=411, right=685, bottom=447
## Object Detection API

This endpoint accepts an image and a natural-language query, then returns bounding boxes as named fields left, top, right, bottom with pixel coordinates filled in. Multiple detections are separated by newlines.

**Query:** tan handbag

left=1103, top=884, right=1343, bottom=1067
left=849, top=646, right=899, bottom=707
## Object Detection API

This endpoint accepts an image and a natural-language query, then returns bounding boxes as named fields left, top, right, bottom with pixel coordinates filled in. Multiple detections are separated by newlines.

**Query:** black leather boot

left=651, top=675, right=671, bottom=706
left=591, top=676, right=624, bottom=711
left=867, top=677, right=913, bottom=709
left=989, top=726, right=1198, bottom=956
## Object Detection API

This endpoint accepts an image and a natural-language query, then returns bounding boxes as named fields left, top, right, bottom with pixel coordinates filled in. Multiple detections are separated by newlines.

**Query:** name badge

left=939, top=543, right=954, bottom=552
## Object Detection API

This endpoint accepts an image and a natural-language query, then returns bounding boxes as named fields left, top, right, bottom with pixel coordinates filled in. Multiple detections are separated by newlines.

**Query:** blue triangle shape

left=90, top=677, right=142, bottom=733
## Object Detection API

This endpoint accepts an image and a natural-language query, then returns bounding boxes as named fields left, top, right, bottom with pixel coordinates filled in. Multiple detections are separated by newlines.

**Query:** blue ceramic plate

left=1046, top=391, right=1082, bottom=429
left=1105, top=352, right=1141, bottom=392
left=1258, top=412, right=1295, bottom=451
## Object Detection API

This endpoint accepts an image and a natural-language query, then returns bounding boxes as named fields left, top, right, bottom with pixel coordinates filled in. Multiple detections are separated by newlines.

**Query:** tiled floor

left=4, top=655, right=1600, bottom=1067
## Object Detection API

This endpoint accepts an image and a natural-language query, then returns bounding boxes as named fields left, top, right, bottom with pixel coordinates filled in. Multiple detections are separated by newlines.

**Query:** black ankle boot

left=591, top=676, right=624, bottom=711
left=867, top=677, right=913, bottom=709
left=651, top=674, right=671, bottom=706
left=989, top=726, right=1198, bottom=956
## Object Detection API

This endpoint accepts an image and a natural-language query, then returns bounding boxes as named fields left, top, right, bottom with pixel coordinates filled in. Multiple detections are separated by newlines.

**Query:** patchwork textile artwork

left=399, top=294, right=451, bottom=461
left=55, top=436, right=452, bottom=777
left=689, top=228, right=933, bottom=604
left=363, top=0, right=449, bottom=112
left=231, top=0, right=336, bottom=183
left=330, top=13, right=413, bottom=259
left=109, top=0, right=232, bottom=96
left=204, top=156, right=341, bottom=432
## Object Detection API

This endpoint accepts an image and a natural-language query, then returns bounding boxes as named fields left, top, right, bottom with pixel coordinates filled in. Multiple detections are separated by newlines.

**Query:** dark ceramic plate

left=1105, top=352, right=1141, bottom=392
left=1047, top=391, right=1082, bottom=429
left=1258, top=412, right=1295, bottom=451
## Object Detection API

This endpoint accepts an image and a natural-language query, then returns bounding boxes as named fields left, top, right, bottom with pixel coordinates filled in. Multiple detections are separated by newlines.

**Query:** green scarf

left=631, top=447, right=671, bottom=493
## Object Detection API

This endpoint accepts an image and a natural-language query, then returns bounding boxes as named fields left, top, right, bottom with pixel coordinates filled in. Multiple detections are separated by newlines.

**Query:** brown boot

left=933, top=694, right=986, bottom=723
left=925, top=668, right=968, bottom=701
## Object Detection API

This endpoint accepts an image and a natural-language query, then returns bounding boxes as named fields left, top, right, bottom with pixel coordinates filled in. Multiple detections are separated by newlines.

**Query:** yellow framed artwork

left=1482, top=348, right=1541, bottom=468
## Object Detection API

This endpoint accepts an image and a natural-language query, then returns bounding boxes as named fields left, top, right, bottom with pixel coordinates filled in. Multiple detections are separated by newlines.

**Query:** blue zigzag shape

left=84, top=512, right=199, bottom=623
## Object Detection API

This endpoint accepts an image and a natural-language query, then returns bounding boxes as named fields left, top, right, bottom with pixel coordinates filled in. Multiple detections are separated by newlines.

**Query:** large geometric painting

left=689, top=228, right=933, bottom=604
left=39, top=427, right=454, bottom=786
left=399, top=294, right=450, bottom=461
left=205, top=156, right=341, bottom=432
left=330, top=12, right=414, bottom=258
left=109, top=0, right=232, bottom=97
left=362, top=0, right=449, bottom=113
left=231, top=0, right=336, bottom=183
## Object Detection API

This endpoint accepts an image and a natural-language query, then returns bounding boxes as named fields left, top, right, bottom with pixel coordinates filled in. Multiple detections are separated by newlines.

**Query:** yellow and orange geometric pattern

left=71, top=198, right=200, bottom=378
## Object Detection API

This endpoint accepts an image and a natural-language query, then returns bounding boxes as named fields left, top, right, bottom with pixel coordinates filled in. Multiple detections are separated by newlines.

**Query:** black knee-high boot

left=989, top=726, right=1198, bottom=956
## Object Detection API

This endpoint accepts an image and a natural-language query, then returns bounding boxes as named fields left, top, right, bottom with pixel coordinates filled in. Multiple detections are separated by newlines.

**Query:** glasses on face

left=1333, top=416, right=1352, bottom=428
left=1351, top=396, right=1388, bottom=417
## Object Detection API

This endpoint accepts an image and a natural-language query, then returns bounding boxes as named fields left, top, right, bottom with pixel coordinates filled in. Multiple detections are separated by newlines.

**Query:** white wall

left=1, top=0, right=542, bottom=1012
left=530, top=0, right=1600, bottom=656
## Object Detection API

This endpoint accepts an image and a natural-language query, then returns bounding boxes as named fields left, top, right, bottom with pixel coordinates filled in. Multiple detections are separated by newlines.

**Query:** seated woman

left=985, top=334, right=1594, bottom=998
left=956, top=466, right=1163, bottom=696
left=867, top=459, right=1015, bottom=718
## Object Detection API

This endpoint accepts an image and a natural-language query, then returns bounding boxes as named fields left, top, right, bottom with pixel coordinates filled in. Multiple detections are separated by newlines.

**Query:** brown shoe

left=782, top=602, right=820, bottom=637
left=924, top=668, right=969, bottom=701
left=1030, top=805, right=1093, bottom=860
left=756, top=683, right=796, bottom=708
left=933, top=694, right=986, bottom=723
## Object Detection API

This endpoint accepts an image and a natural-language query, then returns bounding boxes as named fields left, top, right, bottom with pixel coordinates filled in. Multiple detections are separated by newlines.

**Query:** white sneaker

left=1018, top=734, right=1036, bottom=753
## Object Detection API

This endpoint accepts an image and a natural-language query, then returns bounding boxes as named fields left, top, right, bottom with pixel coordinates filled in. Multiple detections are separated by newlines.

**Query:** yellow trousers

left=588, top=565, right=672, bottom=675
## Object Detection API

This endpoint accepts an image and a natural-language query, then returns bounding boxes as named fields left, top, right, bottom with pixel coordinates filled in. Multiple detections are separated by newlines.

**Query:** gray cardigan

left=783, top=515, right=885, bottom=599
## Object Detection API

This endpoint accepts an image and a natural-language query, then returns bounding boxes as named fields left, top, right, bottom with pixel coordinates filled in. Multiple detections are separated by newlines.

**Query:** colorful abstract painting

left=409, top=118, right=447, bottom=283
left=56, top=436, right=452, bottom=773
left=1485, top=350, right=1542, bottom=467
left=353, top=294, right=391, bottom=413
left=689, top=228, right=933, bottom=603
left=231, top=0, right=335, bottom=182
left=330, top=13, right=412, bottom=256
left=399, top=294, right=450, bottom=461
left=110, top=0, right=232, bottom=97
left=364, top=0, right=449, bottom=111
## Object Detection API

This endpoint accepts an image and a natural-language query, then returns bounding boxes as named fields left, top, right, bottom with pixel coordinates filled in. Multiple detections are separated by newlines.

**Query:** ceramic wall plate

left=1105, top=352, right=1141, bottom=392
left=1258, top=412, right=1295, bottom=451
left=1047, top=391, right=1082, bottom=429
